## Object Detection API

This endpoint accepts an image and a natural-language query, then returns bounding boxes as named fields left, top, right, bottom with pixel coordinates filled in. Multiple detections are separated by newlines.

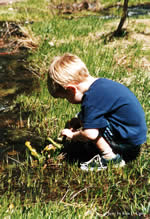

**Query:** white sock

left=102, top=150, right=117, bottom=160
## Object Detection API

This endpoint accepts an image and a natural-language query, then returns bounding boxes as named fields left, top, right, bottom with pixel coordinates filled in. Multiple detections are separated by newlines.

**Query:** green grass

left=0, top=0, right=150, bottom=217
left=0, top=154, right=150, bottom=217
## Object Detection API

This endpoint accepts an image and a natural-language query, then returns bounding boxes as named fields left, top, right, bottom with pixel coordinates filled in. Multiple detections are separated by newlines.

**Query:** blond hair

left=48, top=53, right=89, bottom=88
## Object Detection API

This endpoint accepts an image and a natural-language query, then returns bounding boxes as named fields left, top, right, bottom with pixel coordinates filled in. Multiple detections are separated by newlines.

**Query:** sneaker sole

left=114, top=159, right=126, bottom=168
left=80, top=159, right=125, bottom=171
left=80, top=164, right=107, bottom=172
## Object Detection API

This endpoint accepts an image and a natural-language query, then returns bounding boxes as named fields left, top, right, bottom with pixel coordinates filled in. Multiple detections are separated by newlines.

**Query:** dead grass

left=0, top=21, right=39, bottom=53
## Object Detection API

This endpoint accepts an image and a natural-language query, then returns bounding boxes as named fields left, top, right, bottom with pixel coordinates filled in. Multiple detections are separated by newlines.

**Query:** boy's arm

left=61, top=128, right=112, bottom=156
left=61, top=128, right=99, bottom=142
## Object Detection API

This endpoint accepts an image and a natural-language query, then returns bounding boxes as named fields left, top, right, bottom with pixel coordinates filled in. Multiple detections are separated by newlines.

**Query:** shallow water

left=102, top=3, right=150, bottom=19
left=0, top=53, right=37, bottom=107
left=128, top=4, right=150, bottom=17
left=0, top=23, right=41, bottom=161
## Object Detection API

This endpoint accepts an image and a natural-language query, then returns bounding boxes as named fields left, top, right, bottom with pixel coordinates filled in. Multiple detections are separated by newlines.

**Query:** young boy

left=47, top=53, right=147, bottom=171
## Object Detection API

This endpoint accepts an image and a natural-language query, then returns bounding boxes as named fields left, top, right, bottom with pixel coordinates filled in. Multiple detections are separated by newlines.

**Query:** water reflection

left=0, top=22, right=40, bottom=161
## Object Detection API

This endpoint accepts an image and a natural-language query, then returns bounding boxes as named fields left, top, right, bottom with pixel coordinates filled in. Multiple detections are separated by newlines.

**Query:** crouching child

left=47, top=53, right=147, bottom=171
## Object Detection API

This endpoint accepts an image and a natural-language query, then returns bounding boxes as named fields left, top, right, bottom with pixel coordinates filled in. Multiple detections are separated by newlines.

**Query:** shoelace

left=80, top=154, right=105, bottom=169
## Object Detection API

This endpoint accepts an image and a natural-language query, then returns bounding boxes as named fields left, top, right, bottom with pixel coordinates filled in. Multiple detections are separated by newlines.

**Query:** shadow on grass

left=61, top=139, right=100, bottom=164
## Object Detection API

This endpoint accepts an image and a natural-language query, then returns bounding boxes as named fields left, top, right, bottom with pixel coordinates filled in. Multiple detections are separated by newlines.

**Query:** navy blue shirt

left=79, top=78, right=147, bottom=145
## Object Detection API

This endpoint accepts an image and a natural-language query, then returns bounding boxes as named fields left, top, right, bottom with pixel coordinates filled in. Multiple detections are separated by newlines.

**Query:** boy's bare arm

left=61, top=128, right=99, bottom=142
left=61, top=128, right=112, bottom=156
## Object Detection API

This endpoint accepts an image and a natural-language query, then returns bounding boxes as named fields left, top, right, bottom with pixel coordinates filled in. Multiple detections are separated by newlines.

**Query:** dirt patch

left=125, top=19, right=150, bottom=72
left=132, top=33, right=150, bottom=50
left=101, top=19, right=150, bottom=74
left=129, top=19, right=150, bottom=49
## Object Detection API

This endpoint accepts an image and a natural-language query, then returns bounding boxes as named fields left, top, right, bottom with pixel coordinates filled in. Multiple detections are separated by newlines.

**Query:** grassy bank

left=0, top=0, right=150, bottom=217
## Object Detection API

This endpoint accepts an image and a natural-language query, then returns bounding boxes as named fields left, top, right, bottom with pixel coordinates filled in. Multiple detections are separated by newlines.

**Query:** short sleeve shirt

left=79, top=78, right=147, bottom=145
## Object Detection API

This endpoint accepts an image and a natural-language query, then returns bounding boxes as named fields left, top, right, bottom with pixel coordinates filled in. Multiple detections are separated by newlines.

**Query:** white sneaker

left=80, top=154, right=125, bottom=171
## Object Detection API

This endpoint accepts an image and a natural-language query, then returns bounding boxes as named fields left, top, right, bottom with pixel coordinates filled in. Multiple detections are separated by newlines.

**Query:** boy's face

left=55, top=84, right=83, bottom=104
left=47, top=77, right=66, bottom=98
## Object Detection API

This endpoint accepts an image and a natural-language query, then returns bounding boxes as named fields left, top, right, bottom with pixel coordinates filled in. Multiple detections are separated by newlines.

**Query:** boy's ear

left=66, top=85, right=76, bottom=94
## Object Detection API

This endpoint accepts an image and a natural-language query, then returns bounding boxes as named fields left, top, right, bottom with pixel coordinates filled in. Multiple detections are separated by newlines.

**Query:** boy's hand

left=61, top=128, right=74, bottom=140
left=61, top=128, right=90, bottom=142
